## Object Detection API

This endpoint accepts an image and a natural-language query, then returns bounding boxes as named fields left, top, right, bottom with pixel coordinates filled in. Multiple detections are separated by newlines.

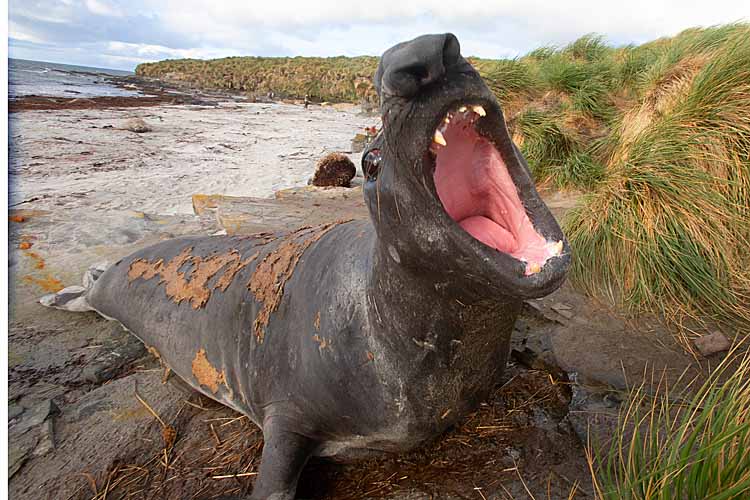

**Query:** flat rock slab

left=9, top=370, right=189, bottom=500
left=192, top=186, right=368, bottom=234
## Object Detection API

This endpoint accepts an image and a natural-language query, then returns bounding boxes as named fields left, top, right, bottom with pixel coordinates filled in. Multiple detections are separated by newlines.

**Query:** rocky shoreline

left=8, top=72, right=326, bottom=113
left=8, top=74, right=245, bottom=112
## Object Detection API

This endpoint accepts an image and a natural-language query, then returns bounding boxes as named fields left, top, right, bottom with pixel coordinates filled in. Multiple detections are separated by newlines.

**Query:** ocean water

left=9, top=58, right=142, bottom=99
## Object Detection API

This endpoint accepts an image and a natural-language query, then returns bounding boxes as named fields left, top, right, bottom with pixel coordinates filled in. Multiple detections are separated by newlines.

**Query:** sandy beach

left=9, top=101, right=376, bottom=215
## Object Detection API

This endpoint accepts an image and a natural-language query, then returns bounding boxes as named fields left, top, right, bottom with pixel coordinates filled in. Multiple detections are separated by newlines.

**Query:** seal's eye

left=363, top=149, right=382, bottom=181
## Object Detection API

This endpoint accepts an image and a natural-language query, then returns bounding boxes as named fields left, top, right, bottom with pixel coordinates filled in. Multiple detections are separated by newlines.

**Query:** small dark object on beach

left=311, top=152, right=356, bottom=187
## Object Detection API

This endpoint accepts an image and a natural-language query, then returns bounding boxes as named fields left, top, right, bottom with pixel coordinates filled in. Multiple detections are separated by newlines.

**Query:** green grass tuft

left=589, top=345, right=750, bottom=500
left=564, top=33, right=611, bottom=62
left=481, top=58, right=539, bottom=103
left=515, top=109, right=580, bottom=179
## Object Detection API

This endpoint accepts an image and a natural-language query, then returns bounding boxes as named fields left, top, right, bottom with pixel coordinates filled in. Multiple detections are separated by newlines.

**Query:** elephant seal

left=41, top=33, right=570, bottom=499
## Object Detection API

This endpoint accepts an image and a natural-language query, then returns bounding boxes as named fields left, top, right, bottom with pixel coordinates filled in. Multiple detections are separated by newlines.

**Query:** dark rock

left=79, top=334, right=146, bottom=385
left=311, top=152, right=356, bottom=187
left=10, top=371, right=188, bottom=499
left=11, top=399, right=58, bottom=436
left=8, top=399, right=59, bottom=478
left=551, top=302, right=574, bottom=319
left=523, top=299, right=567, bottom=325
left=8, top=403, right=24, bottom=422
left=565, top=376, right=622, bottom=449
left=9, top=431, right=38, bottom=478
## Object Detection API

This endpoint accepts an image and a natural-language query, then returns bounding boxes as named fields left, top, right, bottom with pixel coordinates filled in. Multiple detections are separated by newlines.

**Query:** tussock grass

left=512, top=108, right=606, bottom=190
left=564, top=33, right=611, bottom=62
left=515, top=110, right=578, bottom=170
left=615, top=45, right=660, bottom=92
left=588, top=345, right=750, bottom=499
left=481, top=58, right=540, bottom=103
left=565, top=26, right=750, bottom=331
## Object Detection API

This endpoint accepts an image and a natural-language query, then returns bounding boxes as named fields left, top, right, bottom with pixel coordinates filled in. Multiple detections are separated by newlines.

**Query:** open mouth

left=430, top=103, right=563, bottom=275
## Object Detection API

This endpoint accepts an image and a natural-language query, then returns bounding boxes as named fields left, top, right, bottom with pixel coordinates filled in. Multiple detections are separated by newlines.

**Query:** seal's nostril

left=403, top=64, right=432, bottom=88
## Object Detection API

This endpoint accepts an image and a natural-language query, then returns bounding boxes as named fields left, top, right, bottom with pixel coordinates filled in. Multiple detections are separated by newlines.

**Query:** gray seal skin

left=58, top=34, right=570, bottom=499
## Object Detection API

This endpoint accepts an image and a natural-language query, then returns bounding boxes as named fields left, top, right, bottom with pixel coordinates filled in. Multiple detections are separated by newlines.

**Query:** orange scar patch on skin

left=312, top=334, right=332, bottom=352
left=248, top=221, right=350, bottom=342
left=191, top=349, right=227, bottom=394
left=128, top=247, right=259, bottom=309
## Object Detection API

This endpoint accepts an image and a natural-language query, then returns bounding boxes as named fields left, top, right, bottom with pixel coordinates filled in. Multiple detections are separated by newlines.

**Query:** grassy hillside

left=137, top=24, right=750, bottom=334
left=136, top=55, right=380, bottom=103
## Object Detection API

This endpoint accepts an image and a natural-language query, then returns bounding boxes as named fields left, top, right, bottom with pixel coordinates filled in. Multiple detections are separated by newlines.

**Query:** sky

left=8, top=0, right=750, bottom=71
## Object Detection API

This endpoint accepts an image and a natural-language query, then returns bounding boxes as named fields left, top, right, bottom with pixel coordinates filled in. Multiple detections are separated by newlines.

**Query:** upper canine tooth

left=553, top=240, right=563, bottom=255
left=472, top=105, right=486, bottom=117
left=433, top=129, right=447, bottom=146
left=444, top=116, right=450, bottom=124
left=458, top=106, right=467, bottom=113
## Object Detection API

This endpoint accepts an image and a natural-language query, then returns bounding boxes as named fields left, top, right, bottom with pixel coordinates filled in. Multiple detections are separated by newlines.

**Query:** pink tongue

left=459, top=216, right=515, bottom=253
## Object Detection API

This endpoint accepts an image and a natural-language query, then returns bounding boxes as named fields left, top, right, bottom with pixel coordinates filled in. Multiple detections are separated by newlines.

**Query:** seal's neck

left=366, top=239, right=520, bottom=422
left=367, top=241, right=520, bottom=351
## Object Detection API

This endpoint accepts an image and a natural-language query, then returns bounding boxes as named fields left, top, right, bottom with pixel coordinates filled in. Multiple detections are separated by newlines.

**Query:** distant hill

left=136, top=55, right=381, bottom=104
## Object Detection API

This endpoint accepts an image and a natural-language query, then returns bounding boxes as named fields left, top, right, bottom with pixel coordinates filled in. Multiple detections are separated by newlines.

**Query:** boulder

left=311, top=152, right=356, bottom=187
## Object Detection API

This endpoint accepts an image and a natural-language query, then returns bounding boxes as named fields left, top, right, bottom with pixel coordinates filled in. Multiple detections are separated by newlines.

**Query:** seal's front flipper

left=250, top=419, right=319, bottom=500
left=38, top=261, right=109, bottom=312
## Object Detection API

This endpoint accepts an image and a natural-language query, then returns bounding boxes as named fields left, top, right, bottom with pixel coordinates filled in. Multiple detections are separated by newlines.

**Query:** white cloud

left=9, top=21, right=46, bottom=43
left=9, top=0, right=750, bottom=70
left=106, top=41, right=231, bottom=61
left=10, top=0, right=78, bottom=24
left=85, top=0, right=124, bottom=17
left=156, top=0, right=748, bottom=43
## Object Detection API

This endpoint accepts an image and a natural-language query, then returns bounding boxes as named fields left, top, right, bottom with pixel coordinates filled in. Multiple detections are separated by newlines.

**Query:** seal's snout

left=375, top=33, right=462, bottom=98
left=370, top=33, right=569, bottom=297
